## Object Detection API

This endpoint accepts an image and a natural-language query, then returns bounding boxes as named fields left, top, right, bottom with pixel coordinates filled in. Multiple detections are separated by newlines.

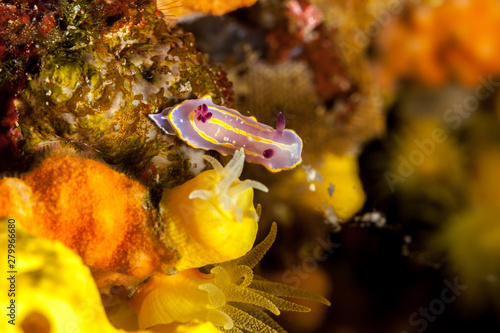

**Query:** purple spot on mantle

left=276, top=112, right=286, bottom=134
left=263, top=149, right=274, bottom=159
left=195, top=104, right=212, bottom=123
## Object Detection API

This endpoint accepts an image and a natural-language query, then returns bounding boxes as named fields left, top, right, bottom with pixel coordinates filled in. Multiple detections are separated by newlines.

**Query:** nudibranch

left=160, top=148, right=268, bottom=271
left=149, top=95, right=303, bottom=172
left=130, top=223, right=331, bottom=332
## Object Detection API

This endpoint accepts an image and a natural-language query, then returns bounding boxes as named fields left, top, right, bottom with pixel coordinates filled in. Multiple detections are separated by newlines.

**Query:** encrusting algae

left=3, top=0, right=233, bottom=186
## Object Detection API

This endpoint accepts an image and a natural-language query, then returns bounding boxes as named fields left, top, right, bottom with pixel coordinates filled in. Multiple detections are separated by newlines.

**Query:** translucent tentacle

left=199, top=283, right=226, bottom=307
left=227, top=180, right=268, bottom=198
left=249, top=280, right=331, bottom=305
left=235, top=222, right=277, bottom=268
left=217, top=149, right=245, bottom=195
left=251, top=290, right=311, bottom=313
left=206, top=309, right=234, bottom=330
left=232, top=265, right=254, bottom=288
left=242, top=180, right=269, bottom=193
left=249, top=210, right=259, bottom=223
left=211, top=265, right=231, bottom=287
left=256, top=204, right=262, bottom=219
left=232, top=304, right=287, bottom=333
left=192, top=223, right=329, bottom=332
left=188, top=189, right=212, bottom=200
left=226, top=327, right=245, bottom=333
left=203, top=155, right=224, bottom=173
left=222, top=304, right=279, bottom=333
left=193, top=149, right=266, bottom=224
left=233, top=206, right=243, bottom=223
left=219, top=195, right=232, bottom=211
left=224, top=285, right=280, bottom=315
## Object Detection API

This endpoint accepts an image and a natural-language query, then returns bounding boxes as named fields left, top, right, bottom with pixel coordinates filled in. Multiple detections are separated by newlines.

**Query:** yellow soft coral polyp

left=129, top=223, right=330, bottom=332
left=0, top=218, right=217, bottom=333
left=161, top=149, right=268, bottom=271
left=152, top=321, right=222, bottom=333
left=130, top=269, right=215, bottom=329
left=0, top=219, right=130, bottom=333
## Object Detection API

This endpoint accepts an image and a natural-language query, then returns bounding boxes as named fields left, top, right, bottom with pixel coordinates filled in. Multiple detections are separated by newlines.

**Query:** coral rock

left=14, top=0, right=233, bottom=185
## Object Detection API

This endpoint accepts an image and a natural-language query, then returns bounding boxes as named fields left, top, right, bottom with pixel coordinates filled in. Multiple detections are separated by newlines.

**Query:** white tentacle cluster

left=189, top=149, right=268, bottom=222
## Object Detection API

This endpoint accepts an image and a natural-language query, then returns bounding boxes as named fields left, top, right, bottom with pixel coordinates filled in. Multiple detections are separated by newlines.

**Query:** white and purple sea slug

left=148, top=95, right=303, bottom=172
